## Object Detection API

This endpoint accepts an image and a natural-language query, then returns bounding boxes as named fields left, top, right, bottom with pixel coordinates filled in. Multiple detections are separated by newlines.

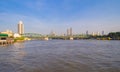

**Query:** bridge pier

left=0, top=40, right=14, bottom=46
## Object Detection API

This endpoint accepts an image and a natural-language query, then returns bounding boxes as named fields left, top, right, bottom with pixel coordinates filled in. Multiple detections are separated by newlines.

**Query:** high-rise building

left=102, top=31, right=104, bottom=36
left=97, top=32, right=100, bottom=36
left=70, top=27, right=72, bottom=36
left=18, top=21, right=24, bottom=35
left=67, top=27, right=73, bottom=36
left=92, top=32, right=95, bottom=36
left=86, top=30, right=88, bottom=35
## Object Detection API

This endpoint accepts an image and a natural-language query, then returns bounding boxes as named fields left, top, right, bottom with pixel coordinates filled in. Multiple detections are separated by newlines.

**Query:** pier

left=0, top=37, right=14, bottom=46
left=0, top=40, right=14, bottom=46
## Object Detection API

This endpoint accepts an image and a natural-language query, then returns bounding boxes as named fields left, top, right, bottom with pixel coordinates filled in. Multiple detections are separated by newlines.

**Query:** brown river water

left=0, top=40, right=120, bottom=72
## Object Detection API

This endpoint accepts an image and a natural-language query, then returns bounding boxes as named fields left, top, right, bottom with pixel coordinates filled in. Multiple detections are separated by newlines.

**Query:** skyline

left=0, top=0, right=120, bottom=34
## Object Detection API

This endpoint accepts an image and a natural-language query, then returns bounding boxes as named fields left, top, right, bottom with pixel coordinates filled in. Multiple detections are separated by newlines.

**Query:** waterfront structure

left=18, top=21, right=24, bottom=35
left=70, top=37, right=73, bottom=40
left=44, top=37, right=49, bottom=40
left=0, top=33, right=14, bottom=45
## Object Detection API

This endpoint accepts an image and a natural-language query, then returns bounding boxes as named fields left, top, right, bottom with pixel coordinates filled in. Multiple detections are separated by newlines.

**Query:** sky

left=0, top=0, right=120, bottom=35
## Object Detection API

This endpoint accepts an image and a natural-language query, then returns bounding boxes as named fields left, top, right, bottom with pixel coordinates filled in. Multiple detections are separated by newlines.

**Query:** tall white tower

left=18, top=21, right=24, bottom=35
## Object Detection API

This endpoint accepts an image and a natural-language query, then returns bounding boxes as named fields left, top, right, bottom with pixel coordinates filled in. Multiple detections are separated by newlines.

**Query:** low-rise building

left=14, top=33, right=21, bottom=38
left=1, top=30, right=13, bottom=37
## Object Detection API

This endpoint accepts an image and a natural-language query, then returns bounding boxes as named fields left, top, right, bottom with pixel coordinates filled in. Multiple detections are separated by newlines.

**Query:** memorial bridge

left=23, top=33, right=89, bottom=40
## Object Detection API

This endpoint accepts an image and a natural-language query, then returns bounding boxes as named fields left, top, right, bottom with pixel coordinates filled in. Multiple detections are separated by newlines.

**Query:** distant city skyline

left=0, top=0, right=120, bottom=34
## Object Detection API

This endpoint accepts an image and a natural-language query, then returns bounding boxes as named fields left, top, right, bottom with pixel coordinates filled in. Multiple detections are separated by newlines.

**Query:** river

left=0, top=40, right=120, bottom=72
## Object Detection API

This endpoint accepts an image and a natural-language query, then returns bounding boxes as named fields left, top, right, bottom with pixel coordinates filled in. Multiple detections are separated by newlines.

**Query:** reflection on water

left=0, top=40, right=120, bottom=72
left=13, top=42, right=25, bottom=48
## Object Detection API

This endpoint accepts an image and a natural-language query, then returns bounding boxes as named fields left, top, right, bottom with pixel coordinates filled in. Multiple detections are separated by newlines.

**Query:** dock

left=0, top=38, right=14, bottom=46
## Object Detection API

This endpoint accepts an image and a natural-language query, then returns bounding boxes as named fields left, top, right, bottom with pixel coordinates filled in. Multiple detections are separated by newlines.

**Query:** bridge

left=23, top=33, right=43, bottom=37
left=23, top=33, right=90, bottom=40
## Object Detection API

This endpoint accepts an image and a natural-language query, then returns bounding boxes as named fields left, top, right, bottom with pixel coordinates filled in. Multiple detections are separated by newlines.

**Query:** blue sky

left=0, top=0, right=120, bottom=34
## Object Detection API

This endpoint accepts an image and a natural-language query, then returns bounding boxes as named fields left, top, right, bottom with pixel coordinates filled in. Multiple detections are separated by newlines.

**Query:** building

left=18, top=21, right=24, bottom=35
left=0, top=33, right=8, bottom=40
left=102, top=31, right=104, bottom=35
left=92, top=32, right=95, bottom=36
left=14, top=33, right=21, bottom=38
left=67, top=27, right=73, bottom=36
left=86, top=30, right=88, bottom=35
left=96, top=32, right=100, bottom=36
left=0, top=30, right=13, bottom=37
left=70, top=27, right=72, bottom=36
left=50, top=31, right=56, bottom=36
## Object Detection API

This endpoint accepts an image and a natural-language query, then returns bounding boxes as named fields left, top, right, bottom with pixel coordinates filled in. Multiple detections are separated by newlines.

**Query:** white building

left=14, top=33, right=21, bottom=38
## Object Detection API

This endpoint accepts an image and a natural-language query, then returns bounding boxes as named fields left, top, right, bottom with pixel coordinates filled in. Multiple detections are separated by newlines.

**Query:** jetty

left=0, top=38, right=14, bottom=45
left=0, top=34, right=14, bottom=46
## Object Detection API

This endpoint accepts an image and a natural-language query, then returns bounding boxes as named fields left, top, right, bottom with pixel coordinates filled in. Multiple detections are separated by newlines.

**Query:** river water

left=0, top=40, right=120, bottom=72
